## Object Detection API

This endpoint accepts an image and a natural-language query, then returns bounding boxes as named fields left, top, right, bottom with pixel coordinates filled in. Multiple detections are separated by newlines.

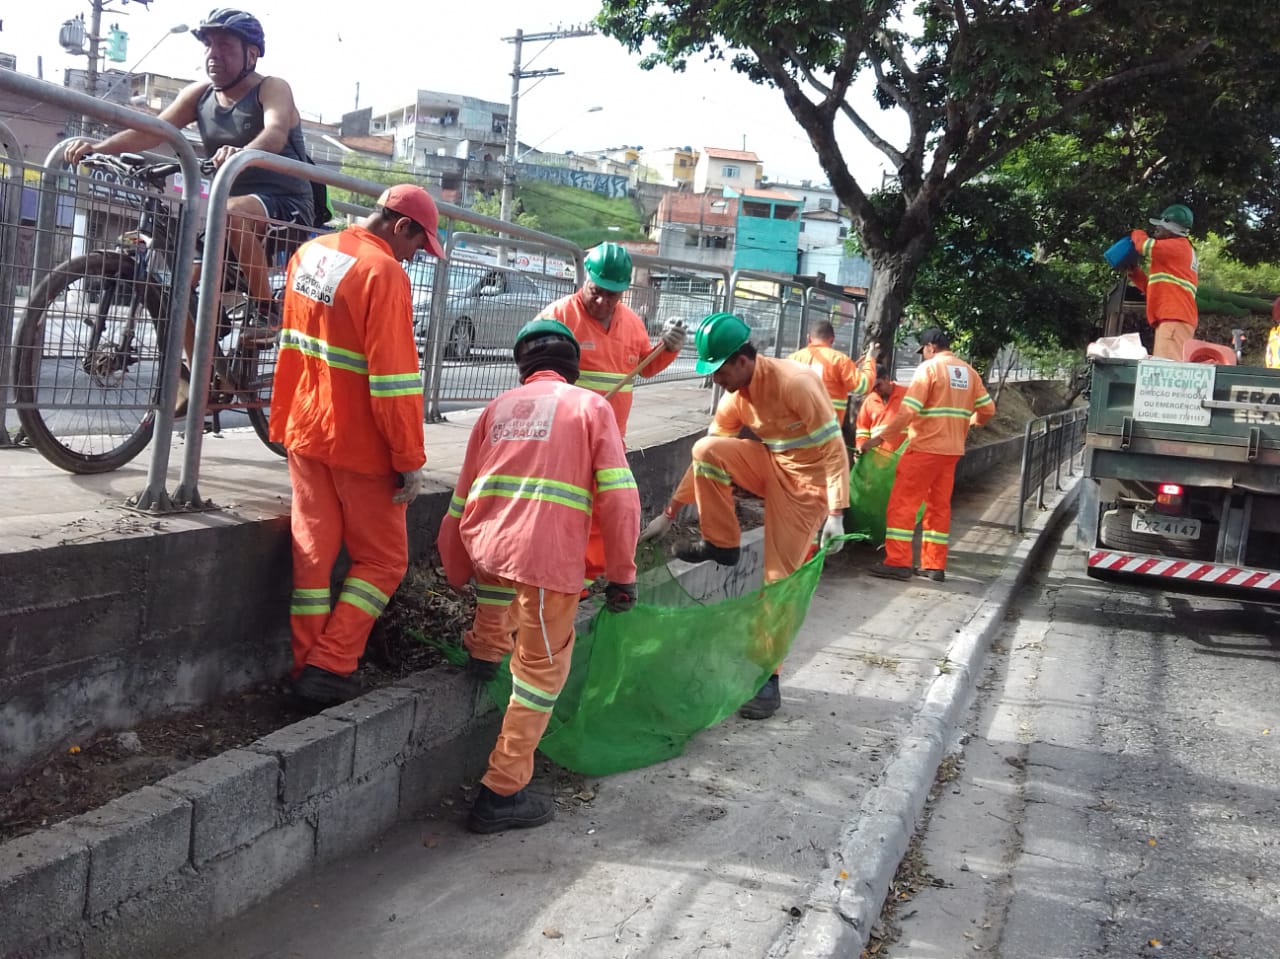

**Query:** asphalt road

left=890, top=523, right=1280, bottom=959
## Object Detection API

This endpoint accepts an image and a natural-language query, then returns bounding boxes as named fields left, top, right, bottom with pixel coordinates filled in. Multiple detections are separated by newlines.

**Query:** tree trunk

left=863, top=245, right=927, bottom=360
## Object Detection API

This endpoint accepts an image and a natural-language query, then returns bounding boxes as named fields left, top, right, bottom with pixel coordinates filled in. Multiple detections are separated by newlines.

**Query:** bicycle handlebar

left=75, top=153, right=218, bottom=187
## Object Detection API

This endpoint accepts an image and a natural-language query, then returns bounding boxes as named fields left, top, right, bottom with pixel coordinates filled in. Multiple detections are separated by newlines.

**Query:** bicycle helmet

left=194, top=9, right=266, bottom=56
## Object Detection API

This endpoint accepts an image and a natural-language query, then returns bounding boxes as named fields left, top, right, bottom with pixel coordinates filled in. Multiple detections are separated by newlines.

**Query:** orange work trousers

left=1152, top=320, right=1193, bottom=360
left=884, top=449, right=959, bottom=571
left=690, top=435, right=827, bottom=585
left=287, top=452, right=408, bottom=678
left=469, top=577, right=578, bottom=797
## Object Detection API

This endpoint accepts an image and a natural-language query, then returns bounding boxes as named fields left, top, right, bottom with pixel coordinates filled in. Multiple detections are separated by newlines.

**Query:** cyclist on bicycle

left=65, top=8, right=313, bottom=358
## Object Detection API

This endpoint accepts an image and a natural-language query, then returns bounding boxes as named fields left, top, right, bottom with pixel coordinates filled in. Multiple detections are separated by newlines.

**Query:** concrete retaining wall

left=0, top=431, right=699, bottom=775
left=0, top=527, right=766, bottom=959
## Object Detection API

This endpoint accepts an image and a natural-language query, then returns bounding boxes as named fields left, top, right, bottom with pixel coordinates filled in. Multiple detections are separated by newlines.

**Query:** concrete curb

left=767, top=477, right=1081, bottom=958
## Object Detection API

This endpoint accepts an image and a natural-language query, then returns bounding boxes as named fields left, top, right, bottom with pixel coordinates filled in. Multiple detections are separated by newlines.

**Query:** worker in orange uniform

left=271, top=184, right=445, bottom=708
left=854, top=364, right=908, bottom=455
left=534, top=241, right=685, bottom=590
left=787, top=319, right=876, bottom=431
left=864, top=328, right=995, bottom=583
left=639, top=313, right=849, bottom=720
left=1266, top=297, right=1280, bottom=369
left=437, top=319, right=641, bottom=833
left=1129, top=204, right=1199, bottom=360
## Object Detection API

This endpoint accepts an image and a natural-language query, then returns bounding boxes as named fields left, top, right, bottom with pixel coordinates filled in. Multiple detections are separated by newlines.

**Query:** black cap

left=916, top=327, right=950, bottom=353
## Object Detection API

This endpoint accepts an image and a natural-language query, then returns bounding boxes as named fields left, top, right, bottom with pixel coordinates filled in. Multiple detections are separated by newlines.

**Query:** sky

left=3, top=0, right=899, bottom=189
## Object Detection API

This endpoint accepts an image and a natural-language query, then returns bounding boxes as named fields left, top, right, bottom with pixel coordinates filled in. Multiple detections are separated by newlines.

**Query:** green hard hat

left=584, top=242, right=633, bottom=292
left=514, top=318, right=579, bottom=359
left=1150, top=204, right=1194, bottom=236
left=694, top=312, right=752, bottom=374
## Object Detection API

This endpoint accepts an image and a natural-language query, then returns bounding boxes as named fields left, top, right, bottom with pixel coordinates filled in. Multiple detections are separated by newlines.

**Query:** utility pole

left=498, top=23, right=595, bottom=232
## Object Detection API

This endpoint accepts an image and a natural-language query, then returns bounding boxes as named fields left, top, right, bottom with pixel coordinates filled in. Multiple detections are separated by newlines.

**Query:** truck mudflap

left=1087, top=549, right=1280, bottom=591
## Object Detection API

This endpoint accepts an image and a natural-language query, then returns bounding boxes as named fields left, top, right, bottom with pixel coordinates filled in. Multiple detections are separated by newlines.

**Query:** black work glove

left=604, top=581, right=637, bottom=613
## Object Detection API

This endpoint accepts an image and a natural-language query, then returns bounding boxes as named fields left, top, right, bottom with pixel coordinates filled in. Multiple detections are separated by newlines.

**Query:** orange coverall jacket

left=535, top=291, right=677, bottom=435
left=437, top=371, right=641, bottom=595
left=880, top=350, right=996, bottom=455
left=786, top=343, right=874, bottom=414
left=270, top=226, right=426, bottom=475
left=855, top=383, right=908, bottom=452
left=675, top=355, right=850, bottom=513
left=1128, top=229, right=1199, bottom=329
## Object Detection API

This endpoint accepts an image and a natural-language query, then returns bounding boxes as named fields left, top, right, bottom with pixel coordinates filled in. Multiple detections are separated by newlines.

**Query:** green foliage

left=596, top=0, right=1280, bottom=353
left=329, top=156, right=424, bottom=208
left=1196, top=234, right=1280, bottom=297
left=511, top=181, right=646, bottom=248
left=466, top=191, right=541, bottom=235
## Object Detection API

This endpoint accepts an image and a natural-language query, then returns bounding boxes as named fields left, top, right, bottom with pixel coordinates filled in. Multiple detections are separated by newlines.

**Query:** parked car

left=413, top=266, right=574, bottom=361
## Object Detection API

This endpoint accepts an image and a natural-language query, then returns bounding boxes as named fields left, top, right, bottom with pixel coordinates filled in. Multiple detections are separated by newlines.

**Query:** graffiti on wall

left=516, top=163, right=629, bottom=200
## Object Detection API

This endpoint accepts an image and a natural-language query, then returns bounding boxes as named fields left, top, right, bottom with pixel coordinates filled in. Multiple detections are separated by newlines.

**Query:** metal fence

left=4, top=71, right=872, bottom=511
left=1016, top=407, right=1088, bottom=533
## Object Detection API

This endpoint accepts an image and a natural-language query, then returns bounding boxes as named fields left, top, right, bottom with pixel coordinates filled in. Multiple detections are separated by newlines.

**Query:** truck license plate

left=1131, top=513, right=1201, bottom=540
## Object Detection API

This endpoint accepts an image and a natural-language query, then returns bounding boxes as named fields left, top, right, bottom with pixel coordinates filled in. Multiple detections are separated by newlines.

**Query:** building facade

left=693, top=147, right=761, bottom=194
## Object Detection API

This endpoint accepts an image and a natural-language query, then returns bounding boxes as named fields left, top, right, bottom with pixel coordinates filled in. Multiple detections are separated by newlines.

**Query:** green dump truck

left=1079, top=357, right=1280, bottom=593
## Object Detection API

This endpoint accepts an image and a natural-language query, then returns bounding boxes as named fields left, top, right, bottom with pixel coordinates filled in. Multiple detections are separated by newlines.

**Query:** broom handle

left=603, top=341, right=669, bottom=400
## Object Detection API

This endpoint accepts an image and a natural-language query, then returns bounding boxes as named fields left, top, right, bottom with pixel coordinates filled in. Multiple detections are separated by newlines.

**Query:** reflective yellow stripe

left=576, top=369, right=632, bottom=394
left=475, top=583, right=516, bottom=607
left=447, top=493, right=466, bottom=518
left=694, top=460, right=733, bottom=485
left=885, top=526, right=914, bottom=542
left=832, top=397, right=849, bottom=412
left=1148, top=273, right=1197, bottom=295
left=337, top=577, right=390, bottom=618
left=290, top=587, right=330, bottom=616
left=279, top=329, right=368, bottom=376
left=921, top=530, right=949, bottom=544
left=469, top=474, right=593, bottom=513
left=762, top=419, right=841, bottom=452
left=511, top=675, right=557, bottom=713
left=369, top=372, right=422, bottom=398
left=595, top=467, right=637, bottom=494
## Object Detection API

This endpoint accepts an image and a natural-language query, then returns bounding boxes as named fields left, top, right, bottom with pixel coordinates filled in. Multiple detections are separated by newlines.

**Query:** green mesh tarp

left=844, top=444, right=909, bottom=546
left=475, top=536, right=859, bottom=776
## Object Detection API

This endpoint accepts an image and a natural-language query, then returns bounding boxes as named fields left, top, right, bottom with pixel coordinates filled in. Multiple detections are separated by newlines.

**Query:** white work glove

left=660, top=317, right=688, bottom=352
left=638, top=510, right=674, bottom=543
left=820, top=514, right=846, bottom=553
left=393, top=469, right=425, bottom=505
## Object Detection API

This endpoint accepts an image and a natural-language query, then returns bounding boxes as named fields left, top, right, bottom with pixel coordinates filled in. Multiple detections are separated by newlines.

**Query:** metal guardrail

left=0, top=118, right=22, bottom=447
left=1016, top=406, right=1088, bottom=533
left=0, top=71, right=202, bottom=510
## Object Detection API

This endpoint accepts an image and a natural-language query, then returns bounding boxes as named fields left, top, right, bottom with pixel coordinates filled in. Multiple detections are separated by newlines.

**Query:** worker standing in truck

left=1129, top=204, right=1199, bottom=361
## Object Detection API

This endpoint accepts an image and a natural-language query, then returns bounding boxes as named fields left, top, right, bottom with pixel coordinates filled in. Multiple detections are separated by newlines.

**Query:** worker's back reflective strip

left=290, top=586, right=330, bottom=617
left=511, top=675, right=557, bottom=713
left=337, top=576, right=390, bottom=618
left=1149, top=272, right=1197, bottom=295
left=595, top=467, right=637, bottom=494
left=475, top=583, right=516, bottom=607
left=917, top=406, right=973, bottom=419
left=369, top=373, right=423, bottom=398
left=468, top=473, right=593, bottom=513
left=576, top=369, right=633, bottom=394
left=279, top=329, right=369, bottom=376
left=762, top=419, right=841, bottom=452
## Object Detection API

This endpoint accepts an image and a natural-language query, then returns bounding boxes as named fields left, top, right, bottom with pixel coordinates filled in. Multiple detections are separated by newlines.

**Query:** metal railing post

left=1016, top=418, right=1035, bottom=533
left=0, top=72, right=202, bottom=507
left=0, top=120, right=23, bottom=446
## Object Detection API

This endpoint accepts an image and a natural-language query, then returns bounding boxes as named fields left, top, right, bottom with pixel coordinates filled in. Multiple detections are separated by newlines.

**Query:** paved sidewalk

left=185, top=459, right=1079, bottom=959
left=0, top=380, right=713, bottom=551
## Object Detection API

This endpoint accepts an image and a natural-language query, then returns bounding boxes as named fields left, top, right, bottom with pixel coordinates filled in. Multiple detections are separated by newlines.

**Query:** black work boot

left=467, top=785, right=556, bottom=834
left=467, top=656, right=500, bottom=681
left=675, top=539, right=741, bottom=566
left=914, top=567, right=946, bottom=582
left=868, top=562, right=912, bottom=581
left=291, top=665, right=361, bottom=708
left=738, top=674, right=781, bottom=720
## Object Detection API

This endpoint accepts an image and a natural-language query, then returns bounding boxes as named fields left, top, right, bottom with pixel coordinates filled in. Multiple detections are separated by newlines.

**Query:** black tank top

left=195, top=81, right=312, bottom=205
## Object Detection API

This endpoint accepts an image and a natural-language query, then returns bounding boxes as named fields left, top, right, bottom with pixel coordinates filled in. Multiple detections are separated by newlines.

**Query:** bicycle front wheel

left=13, top=252, right=170, bottom=473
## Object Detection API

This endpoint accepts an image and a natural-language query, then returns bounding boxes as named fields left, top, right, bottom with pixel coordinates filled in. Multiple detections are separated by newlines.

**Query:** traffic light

left=106, top=25, right=128, bottom=62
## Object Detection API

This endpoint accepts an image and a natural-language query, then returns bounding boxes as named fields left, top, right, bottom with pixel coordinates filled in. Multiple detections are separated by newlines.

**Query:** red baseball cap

left=377, top=184, right=446, bottom=260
